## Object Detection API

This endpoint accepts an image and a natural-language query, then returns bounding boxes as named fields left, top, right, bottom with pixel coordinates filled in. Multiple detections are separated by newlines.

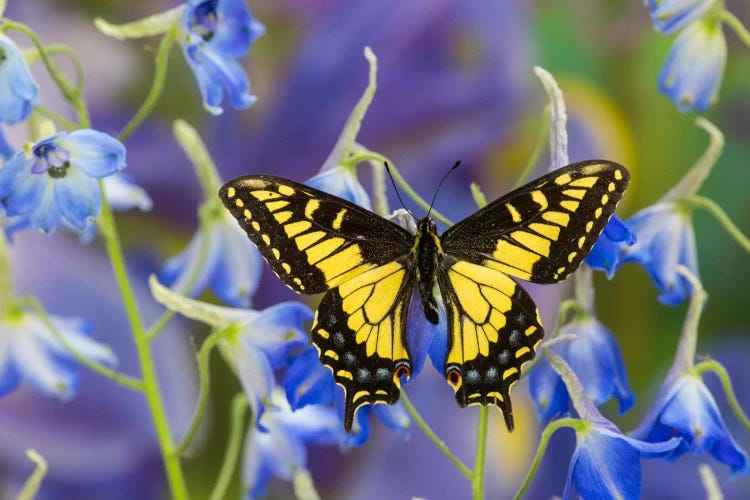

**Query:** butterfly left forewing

left=312, top=259, right=415, bottom=431
left=219, top=175, right=413, bottom=294
left=441, top=160, right=630, bottom=283
left=437, top=259, right=543, bottom=431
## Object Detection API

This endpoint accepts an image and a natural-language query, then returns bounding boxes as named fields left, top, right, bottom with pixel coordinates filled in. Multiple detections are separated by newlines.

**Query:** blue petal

left=0, top=356, right=21, bottom=396
left=373, top=401, right=410, bottom=434
left=186, top=45, right=256, bottom=114
left=405, top=291, right=441, bottom=377
left=212, top=0, right=265, bottom=57
left=0, top=126, right=15, bottom=159
left=571, top=430, right=641, bottom=500
left=30, top=183, right=62, bottom=234
left=59, top=129, right=127, bottom=178
left=622, top=203, right=696, bottom=306
left=53, top=169, right=102, bottom=231
left=658, top=20, right=726, bottom=113
left=648, top=0, right=715, bottom=35
left=158, top=226, right=218, bottom=300
left=0, top=156, right=45, bottom=216
left=102, top=173, right=152, bottom=212
left=210, top=219, right=263, bottom=307
left=658, top=376, right=748, bottom=473
left=0, top=35, right=39, bottom=123
left=244, top=301, right=313, bottom=368
left=305, top=166, right=372, bottom=210
left=235, top=341, right=276, bottom=422
left=283, top=346, right=335, bottom=410
left=585, top=215, right=636, bottom=278
left=528, top=357, right=571, bottom=422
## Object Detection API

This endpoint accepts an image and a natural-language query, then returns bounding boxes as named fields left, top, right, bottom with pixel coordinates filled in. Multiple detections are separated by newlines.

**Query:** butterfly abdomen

left=414, top=218, right=441, bottom=324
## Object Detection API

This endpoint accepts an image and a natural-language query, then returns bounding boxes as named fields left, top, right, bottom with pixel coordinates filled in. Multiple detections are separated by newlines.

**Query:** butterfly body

left=219, top=160, right=630, bottom=433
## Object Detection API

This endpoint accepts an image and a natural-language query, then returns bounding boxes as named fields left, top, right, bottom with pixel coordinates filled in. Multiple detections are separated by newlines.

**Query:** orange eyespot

left=393, top=364, right=411, bottom=386
left=447, top=368, right=462, bottom=391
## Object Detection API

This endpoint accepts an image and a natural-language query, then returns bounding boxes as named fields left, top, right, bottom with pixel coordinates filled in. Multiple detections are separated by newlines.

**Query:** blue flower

left=647, top=0, right=717, bottom=34
left=243, top=390, right=341, bottom=499
left=564, top=417, right=682, bottom=500
left=178, top=0, right=265, bottom=115
left=0, top=126, right=15, bottom=159
left=584, top=215, right=636, bottom=278
left=0, top=306, right=116, bottom=399
left=102, top=173, right=152, bottom=212
left=658, top=19, right=726, bottom=112
left=633, top=373, right=748, bottom=474
left=283, top=345, right=410, bottom=446
left=159, top=212, right=263, bottom=307
left=305, top=164, right=372, bottom=210
left=620, top=201, right=696, bottom=305
left=529, top=317, right=635, bottom=423
left=0, top=129, right=126, bottom=234
left=0, top=34, right=39, bottom=124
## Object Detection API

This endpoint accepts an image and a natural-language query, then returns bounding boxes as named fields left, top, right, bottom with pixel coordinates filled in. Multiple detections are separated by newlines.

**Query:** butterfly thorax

left=414, top=217, right=442, bottom=325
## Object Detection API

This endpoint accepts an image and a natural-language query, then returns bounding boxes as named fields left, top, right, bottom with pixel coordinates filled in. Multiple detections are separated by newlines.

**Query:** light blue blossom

left=529, top=316, right=635, bottom=423
left=0, top=307, right=116, bottom=399
left=0, top=34, right=39, bottom=124
left=584, top=215, right=636, bottom=278
left=0, top=129, right=126, bottom=234
left=159, top=212, right=263, bottom=307
left=178, top=0, right=265, bottom=115
left=621, top=201, right=697, bottom=305
left=564, top=417, right=683, bottom=500
left=658, top=19, right=726, bottom=112
left=102, top=173, right=153, bottom=212
left=647, top=0, right=717, bottom=34
left=633, top=373, right=748, bottom=474
left=543, top=349, right=681, bottom=500
left=243, top=390, right=341, bottom=499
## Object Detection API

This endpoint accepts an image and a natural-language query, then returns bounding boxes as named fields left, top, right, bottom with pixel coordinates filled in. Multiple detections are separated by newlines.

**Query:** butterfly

left=219, top=160, right=630, bottom=432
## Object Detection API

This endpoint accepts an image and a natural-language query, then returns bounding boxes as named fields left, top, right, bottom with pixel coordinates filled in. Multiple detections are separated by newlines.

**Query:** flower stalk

left=669, top=266, right=707, bottom=376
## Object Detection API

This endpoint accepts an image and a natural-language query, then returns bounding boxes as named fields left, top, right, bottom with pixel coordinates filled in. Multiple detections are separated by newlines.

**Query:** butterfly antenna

left=384, top=162, right=416, bottom=219
left=426, top=160, right=461, bottom=219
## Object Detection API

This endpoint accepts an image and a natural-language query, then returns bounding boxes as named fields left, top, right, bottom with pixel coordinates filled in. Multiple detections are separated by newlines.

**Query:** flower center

left=190, top=0, right=220, bottom=42
left=32, top=141, right=71, bottom=178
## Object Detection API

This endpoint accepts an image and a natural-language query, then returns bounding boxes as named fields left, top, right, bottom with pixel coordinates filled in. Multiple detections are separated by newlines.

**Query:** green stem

left=18, top=297, right=143, bottom=391
left=3, top=21, right=90, bottom=127
left=400, top=391, right=472, bottom=479
left=0, top=230, right=13, bottom=316
left=513, top=106, right=550, bottom=189
left=208, top=392, right=249, bottom=500
left=35, top=106, right=78, bottom=130
left=173, top=119, right=224, bottom=202
left=37, top=43, right=86, bottom=96
left=720, top=9, right=750, bottom=48
left=118, top=28, right=176, bottom=142
left=573, top=265, right=594, bottom=315
left=176, top=325, right=238, bottom=455
left=695, top=359, right=750, bottom=433
left=343, top=152, right=453, bottom=226
left=98, top=183, right=189, bottom=499
left=668, top=267, right=706, bottom=374
left=471, top=406, right=489, bottom=500
left=698, top=463, right=723, bottom=500
left=17, top=449, right=48, bottom=500
left=370, top=156, right=389, bottom=217
left=512, top=418, right=581, bottom=500
left=686, top=195, right=750, bottom=254
left=663, top=118, right=723, bottom=203
left=470, top=182, right=488, bottom=208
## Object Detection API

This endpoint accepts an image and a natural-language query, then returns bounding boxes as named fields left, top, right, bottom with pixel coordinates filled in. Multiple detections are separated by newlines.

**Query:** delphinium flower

left=616, top=117, right=722, bottom=305
left=644, top=0, right=741, bottom=112
left=0, top=129, right=126, bottom=234
left=519, top=349, right=682, bottom=499
left=658, top=18, right=726, bottom=113
left=158, top=120, right=263, bottom=307
left=0, top=33, right=39, bottom=124
left=149, top=277, right=312, bottom=423
left=178, top=0, right=265, bottom=115
left=528, top=267, right=635, bottom=423
left=632, top=267, right=748, bottom=474
left=0, top=305, right=117, bottom=399
left=243, top=389, right=342, bottom=499
left=584, top=214, right=636, bottom=278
